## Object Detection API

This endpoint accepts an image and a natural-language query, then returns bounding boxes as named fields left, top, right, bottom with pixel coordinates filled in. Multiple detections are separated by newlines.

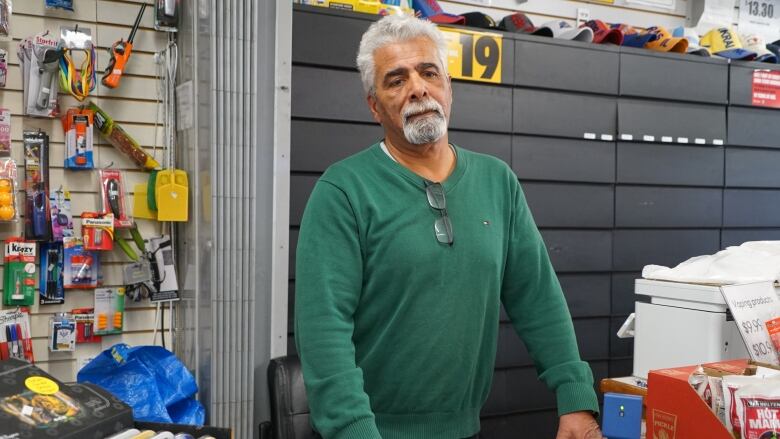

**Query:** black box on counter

left=0, top=358, right=134, bottom=439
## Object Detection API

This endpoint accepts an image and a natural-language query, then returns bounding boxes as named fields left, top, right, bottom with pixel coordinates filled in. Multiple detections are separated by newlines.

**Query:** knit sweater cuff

left=333, top=417, right=382, bottom=439
left=556, top=382, right=600, bottom=417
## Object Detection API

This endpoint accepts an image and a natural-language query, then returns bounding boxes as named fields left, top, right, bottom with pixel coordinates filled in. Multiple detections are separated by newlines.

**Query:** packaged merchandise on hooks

left=93, top=287, right=125, bottom=335
left=155, top=0, right=179, bottom=32
left=72, top=307, right=101, bottom=344
left=0, top=157, right=19, bottom=222
left=0, top=309, right=33, bottom=362
left=59, top=25, right=96, bottom=101
left=49, top=312, right=75, bottom=352
left=147, top=235, right=179, bottom=301
left=156, top=169, right=189, bottom=222
left=88, top=101, right=161, bottom=170
left=2, top=238, right=36, bottom=307
left=62, top=107, right=94, bottom=169
left=81, top=212, right=114, bottom=251
left=0, top=0, right=10, bottom=38
left=0, top=48, right=7, bottom=88
left=103, top=3, right=146, bottom=89
left=39, top=242, right=64, bottom=305
left=18, top=31, right=61, bottom=117
left=99, top=169, right=133, bottom=228
left=23, top=130, right=51, bottom=241
left=63, top=236, right=99, bottom=289
left=50, top=188, right=74, bottom=240
left=0, top=108, right=9, bottom=155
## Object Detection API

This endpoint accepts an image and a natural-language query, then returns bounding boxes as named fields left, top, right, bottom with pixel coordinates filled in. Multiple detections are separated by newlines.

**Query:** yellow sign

left=439, top=27, right=502, bottom=84
left=25, top=376, right=60, bottom=395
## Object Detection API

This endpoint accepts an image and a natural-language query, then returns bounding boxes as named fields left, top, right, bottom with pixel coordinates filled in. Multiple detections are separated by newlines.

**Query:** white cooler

left=631, top=279, right=751, bottom=378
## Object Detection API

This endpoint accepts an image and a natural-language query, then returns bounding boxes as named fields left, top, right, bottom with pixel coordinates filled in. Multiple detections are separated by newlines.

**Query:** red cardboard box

left=646, top=360, right=750, bottom=439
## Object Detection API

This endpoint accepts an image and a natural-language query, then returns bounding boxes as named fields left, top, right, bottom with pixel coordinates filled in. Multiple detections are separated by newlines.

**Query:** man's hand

left=555, top=411, right=603, bottom=439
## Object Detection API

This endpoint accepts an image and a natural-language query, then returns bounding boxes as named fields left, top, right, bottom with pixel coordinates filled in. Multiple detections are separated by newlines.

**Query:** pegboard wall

left=0, top=0, right=172, bottom=382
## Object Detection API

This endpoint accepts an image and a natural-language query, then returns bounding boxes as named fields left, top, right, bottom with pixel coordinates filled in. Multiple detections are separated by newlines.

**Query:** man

left=295, top=13, right=603, bottom=439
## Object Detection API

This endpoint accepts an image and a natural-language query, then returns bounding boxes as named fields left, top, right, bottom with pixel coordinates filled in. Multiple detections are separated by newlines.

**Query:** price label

left=720, top=281, right=780, bottom=365
left=739, top=0, right=780, bottom=42
left=439, top=27, right=502, bottom=84
left=752, top=70, right=780, bottom=108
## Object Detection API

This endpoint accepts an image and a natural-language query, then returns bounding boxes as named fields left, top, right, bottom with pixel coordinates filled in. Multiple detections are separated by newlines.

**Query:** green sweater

left=295, top=143, right=598, bottom=439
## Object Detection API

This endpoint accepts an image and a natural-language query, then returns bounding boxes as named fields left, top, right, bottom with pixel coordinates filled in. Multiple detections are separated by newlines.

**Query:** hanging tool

left=102, top=3, right=146, bottom=89
left=37, top=48, right=62, bottom=109
left=155, top=169, right=188, bottom=221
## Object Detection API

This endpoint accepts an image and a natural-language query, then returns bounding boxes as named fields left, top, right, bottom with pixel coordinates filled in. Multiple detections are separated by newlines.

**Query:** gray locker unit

left=523, top=183, right=614, bottom=228
left=540, top=230, right=613, bottom=272
left=617, top=98, right=726, bottom=144
left=512, top=136, right=615, bottom=183
left=514, top=88, right=617, bottom=139
left=722, top=229, right=780, bottom=247
left=728, top=61, right=780, bottom=107
left=727, top=106, right=780, bottom=148
left=614, top=186, right=723, bottom=228
left=616, top=142, right=724, bottom=187
left=726, top=147, right=780, bottom=188
left=612, top=229, right=721, bottom=271
left=290, top=5, right=780, bottom=434
left=723, top=189, right=780, bottom=227
left=514, top=34, right=619, bottom=95
left=619, top=47, right=729, bottom=104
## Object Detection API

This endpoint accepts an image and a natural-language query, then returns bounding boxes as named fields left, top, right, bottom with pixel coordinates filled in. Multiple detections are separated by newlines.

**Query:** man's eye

left=388, top=78, right=404, bottom=87
left=423, top=71, right=438, bottom=78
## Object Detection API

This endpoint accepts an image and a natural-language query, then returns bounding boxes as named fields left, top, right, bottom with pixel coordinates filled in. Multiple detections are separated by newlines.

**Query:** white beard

left=402, top=99, right=448, bottom=145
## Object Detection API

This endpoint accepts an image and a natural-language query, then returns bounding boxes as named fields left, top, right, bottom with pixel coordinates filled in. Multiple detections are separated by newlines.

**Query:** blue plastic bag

left=77, top=343, right=205, bottom=425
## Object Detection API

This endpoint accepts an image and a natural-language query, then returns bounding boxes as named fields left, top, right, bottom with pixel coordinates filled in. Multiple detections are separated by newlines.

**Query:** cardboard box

left=646, top=360, right=750, bottom=439
left=0, top=358, right=134, bottom=438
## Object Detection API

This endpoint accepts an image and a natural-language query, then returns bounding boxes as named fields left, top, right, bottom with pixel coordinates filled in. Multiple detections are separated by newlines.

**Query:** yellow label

left=439, top=27, right=502, bottom=84
left=25, top=376, right=60, bottom=395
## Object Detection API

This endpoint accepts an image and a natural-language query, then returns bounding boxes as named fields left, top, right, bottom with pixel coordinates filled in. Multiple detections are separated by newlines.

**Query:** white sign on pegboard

left=739, top=0, right=780, bottom=43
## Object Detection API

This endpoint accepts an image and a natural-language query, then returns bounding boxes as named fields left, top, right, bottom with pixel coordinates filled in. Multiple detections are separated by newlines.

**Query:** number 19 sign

left=439, top=27, right=502, bottom=84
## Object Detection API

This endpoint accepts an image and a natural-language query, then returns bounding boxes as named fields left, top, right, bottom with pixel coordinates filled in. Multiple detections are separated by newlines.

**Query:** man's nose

left=407, top=73, right=428, bottom=100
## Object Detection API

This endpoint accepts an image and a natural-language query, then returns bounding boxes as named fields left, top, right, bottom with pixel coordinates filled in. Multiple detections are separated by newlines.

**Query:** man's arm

left=499, top=179, right=600, bottom=417
left=295, top=180, right=382, bottom=439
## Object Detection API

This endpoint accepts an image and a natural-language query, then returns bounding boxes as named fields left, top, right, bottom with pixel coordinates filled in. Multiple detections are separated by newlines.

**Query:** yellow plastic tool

left=132, top=183, right=156, bottom=220
left=155, top=169, right=189, bottom=221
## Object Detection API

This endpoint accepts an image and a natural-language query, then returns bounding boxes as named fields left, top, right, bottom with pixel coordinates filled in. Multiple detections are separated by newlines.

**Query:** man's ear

left=367, top=93, right=382, bottom=124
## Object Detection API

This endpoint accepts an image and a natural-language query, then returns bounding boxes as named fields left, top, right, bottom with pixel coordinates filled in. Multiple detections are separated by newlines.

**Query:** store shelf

left=729, top=61, right=780, bottom=108
left=514, top=34, right=619, bottom=95
left=513, top=89, right=617, bottom=139
left=617, top=98, right=726, bottom=145
left=727, top=106, right=780, bottom=148
left=619, top=47, right=728, bottom=104
left=616, top=142, right=724, bottom=187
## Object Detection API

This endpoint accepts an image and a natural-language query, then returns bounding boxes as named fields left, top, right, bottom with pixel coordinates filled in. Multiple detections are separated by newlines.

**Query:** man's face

left=367, top=36, right=452, bottom=146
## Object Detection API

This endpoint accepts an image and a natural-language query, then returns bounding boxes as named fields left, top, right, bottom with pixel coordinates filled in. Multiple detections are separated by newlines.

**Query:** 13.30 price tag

left=739, top=0, right=780, bottom=42
left=721, top=281, right=780, bottom=365
left=439, top=27, right=502, bottom=84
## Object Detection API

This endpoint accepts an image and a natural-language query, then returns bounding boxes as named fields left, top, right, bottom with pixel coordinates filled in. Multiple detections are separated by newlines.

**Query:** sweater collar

left=372, top=140, right=468, bottom=193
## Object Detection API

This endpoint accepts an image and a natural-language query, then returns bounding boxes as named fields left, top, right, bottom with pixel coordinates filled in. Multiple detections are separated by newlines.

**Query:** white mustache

left=402, top=99, right=444, bottom=124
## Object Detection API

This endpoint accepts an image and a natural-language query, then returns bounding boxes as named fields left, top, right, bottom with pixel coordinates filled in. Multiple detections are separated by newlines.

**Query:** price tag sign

left=752, top=69, right=780, bottom=108
left=439, top=27, right=502, bottom=84
left=720, top=281, right=780, bottom=365
left=739, top=0, right=780, bottom=42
